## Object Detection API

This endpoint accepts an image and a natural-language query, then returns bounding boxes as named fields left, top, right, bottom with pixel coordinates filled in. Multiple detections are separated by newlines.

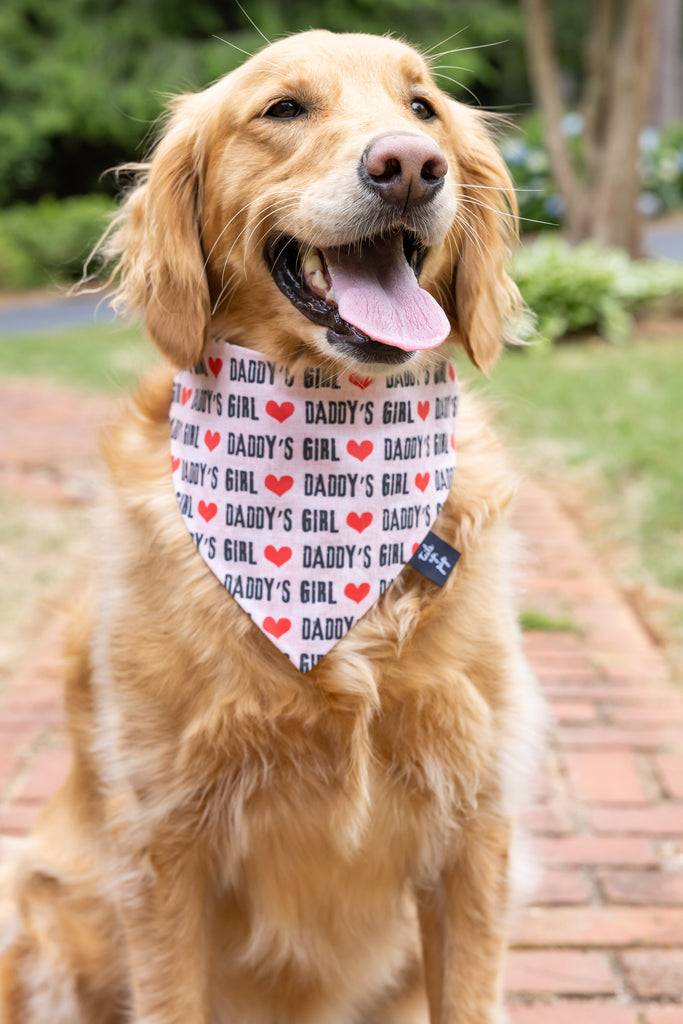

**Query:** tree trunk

left=651, top=0, right=683, bottom=126
left=521, top=0, right=656, bottom=256
left=591, top=0, right=655, bottom=255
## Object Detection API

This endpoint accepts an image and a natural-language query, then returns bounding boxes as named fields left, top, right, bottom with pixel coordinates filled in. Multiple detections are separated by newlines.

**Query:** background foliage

left=0, top=0, right=528, bottom=207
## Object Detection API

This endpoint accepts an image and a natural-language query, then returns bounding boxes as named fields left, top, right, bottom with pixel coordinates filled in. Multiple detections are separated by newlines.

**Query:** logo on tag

left=409, top=531, right=460, bottom=586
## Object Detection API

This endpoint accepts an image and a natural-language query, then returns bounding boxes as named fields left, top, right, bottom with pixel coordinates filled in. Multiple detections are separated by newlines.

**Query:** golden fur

left=0, top=31, right=544, bottom=1024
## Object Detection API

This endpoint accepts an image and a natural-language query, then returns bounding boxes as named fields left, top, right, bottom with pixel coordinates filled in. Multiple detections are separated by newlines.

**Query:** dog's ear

left=435, top=103, right=522, bottom=373
left=105, top=96, right=210, bottom=368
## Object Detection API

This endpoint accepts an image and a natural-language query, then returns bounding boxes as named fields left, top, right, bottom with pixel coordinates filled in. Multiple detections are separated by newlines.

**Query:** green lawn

left=461, top=334, right=683, bottom=671
left=469, top=336, right=683, bottom=594
left=0, top=322, right=157, bottom=392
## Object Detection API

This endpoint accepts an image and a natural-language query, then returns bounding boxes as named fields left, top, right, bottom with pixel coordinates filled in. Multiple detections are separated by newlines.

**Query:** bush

left=514, top=237, right=683, bottom=343
left=0, top=194, right=114, bottom=290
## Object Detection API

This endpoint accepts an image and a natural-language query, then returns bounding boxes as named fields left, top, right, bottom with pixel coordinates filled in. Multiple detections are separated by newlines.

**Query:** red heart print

left=265, top=545, right=292, bottom=567
left=263, top=616, right=291, bottom=639
left=449, top=363, right=456, bottom=382
left=450, top=433, right=456, bottom=450
left=347, top=440, right=373, bottom=462
left=266, top=400, right=295, bottom=423
left=347, top=511, right=373, bottom=533
left=171, top=455, right=180, bottom=472
left=181, top=386, right=192, bottom=405
left=415, top=472, right=429, bottom=492
left=204, top=429, right=220, bottom=451
left=349, top=373, right=374, bottom=390
left=344, top=582, right=370, bottom=603
left=198, top=500, right=217, bottom=522
left=208, top=357, right=223, bottom=377
left=418, top=400, right=429, bottom=421
left=412, top=542, right=419, bottom=555
left=265, top=474, right=294, bottom=496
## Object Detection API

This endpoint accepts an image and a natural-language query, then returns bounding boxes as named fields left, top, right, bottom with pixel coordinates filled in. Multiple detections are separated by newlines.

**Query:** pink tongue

left=322, top=235, right=451, bottom=351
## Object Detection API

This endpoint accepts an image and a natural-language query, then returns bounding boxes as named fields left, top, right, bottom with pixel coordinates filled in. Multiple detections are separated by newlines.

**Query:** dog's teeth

left=312, top=270, right=328, bottom=292
left=325, top=286, right=336, bottom=304
left=304, top=252, right=324, bottom=275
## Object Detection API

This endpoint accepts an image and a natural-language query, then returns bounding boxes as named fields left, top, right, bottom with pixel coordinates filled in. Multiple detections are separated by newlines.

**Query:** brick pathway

left=1, top=382, right=682, bottom=1019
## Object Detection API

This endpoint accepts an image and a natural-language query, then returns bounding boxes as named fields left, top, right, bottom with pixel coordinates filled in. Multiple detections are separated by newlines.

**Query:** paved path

left=0, top=381, right=682, bottom=1019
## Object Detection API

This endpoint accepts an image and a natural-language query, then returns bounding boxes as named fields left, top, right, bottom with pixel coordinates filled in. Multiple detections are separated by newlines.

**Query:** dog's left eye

left=411, top=98, right=436, bottom=121
left=265, top=99, right=307, bottom=120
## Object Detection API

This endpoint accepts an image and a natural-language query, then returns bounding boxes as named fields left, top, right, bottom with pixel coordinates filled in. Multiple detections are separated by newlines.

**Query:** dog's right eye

left=264, top=99, right=306, bottom=120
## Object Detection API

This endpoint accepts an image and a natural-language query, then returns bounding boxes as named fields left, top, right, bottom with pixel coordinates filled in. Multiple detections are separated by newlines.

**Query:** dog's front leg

left=108, top=809, right=210, bottom=1024
left=417, top=815, right=511, bottom=1024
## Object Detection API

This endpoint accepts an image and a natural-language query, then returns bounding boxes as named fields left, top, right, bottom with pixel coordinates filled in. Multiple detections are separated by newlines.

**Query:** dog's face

left=111, top=31, right=519, bottom=373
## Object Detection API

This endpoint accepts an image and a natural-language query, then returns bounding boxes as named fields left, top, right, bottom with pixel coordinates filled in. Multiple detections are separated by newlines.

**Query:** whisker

left=431, top=74, right=481, bottom=106
left=455, top=193, right=556, bottom=229
left=213, top=35, right=255, bottom=60
left=216, top=196, right=301, bottom=288
left=234, top=0, right=271, bottom=45
left=422, top=27, right=471, bottom=56
left=428, top=40, right=508, bottom=60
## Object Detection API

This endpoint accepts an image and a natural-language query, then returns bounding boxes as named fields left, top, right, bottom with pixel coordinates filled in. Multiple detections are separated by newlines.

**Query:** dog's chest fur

left=83, top=379, right=528, bottom=1003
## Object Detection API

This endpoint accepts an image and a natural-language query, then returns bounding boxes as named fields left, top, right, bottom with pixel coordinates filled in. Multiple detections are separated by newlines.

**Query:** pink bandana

left=170, top=339, right=459, bottom=671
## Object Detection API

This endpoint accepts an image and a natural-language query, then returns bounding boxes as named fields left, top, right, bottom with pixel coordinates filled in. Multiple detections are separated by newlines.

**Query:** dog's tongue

left=322, top=235, right=451, bottom=351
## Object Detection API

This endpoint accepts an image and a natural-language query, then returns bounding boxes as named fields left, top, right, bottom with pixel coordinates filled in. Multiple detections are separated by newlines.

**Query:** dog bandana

left=170, top=339, right=459, bottom=672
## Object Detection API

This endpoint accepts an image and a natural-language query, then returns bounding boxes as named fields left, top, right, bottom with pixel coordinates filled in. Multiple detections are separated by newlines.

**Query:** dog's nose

left=360, top=133, right=448, bottom=209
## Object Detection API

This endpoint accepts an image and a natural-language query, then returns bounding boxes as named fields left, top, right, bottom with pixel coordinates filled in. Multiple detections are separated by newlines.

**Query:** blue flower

left=561, top=112, right=584, bottom=137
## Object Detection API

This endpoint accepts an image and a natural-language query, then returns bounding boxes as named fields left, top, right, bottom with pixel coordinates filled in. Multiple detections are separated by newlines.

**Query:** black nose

left=359, top=133, right=448, bottom=209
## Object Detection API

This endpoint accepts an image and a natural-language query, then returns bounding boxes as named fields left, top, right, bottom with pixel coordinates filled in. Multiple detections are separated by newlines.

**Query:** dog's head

left=104, top=31, right=520, bottom=373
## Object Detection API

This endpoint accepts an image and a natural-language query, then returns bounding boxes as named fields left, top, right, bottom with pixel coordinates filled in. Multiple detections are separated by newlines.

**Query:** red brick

left=505, top=950, right=615, bottom=994
left=620, top=949, right=683, bottom=998
left=563, top=750, right=647, bottom=804
left=534, top=868, right=593, bottom=905
left=550, top=700, right=597, bottom=724
left=646, top=1008, right=683, bottom=1024
left=611, top=702, right=683, bottom=726
left=509, top=1003, right=639, bottom=1024
left=656, top=755, right=683, bottom=800
left=545, top=684, right=677, bottom=703
left=514, top=906, right=683, bottom=947
left=587, top=804, right=683, bottom=835
left=19, top=748, right=71, bottom=803
left=599, top=869, right=683, bottom=905
left=0, top=801, right=44, bottom=836
left=539, top=835, right=656, bottom=867
left=523, top=802, right=573, bottom=835
left=0, top=752, right=21, bottom=794
left=558, top=726, right=683, bottom=750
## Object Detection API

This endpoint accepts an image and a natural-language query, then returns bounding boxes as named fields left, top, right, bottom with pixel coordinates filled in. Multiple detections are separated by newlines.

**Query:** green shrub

left=0, top=194, right=114, bottom=290
left=514, top=236, right=683, bottom=343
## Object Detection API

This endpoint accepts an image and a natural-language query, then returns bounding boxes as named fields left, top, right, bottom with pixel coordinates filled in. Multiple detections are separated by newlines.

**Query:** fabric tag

left=170, top=339, right=459, bottom=672
left=408, top=530, right=461, bottom=586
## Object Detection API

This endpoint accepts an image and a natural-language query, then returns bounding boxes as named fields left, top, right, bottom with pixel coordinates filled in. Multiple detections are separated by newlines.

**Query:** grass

left=0, top=322, right=157, bottom=392
left=460, top=334, right=683, bottom=668
left=518, top=609, right=581, bottom=634
left=469, top=336, right=683, bottom=592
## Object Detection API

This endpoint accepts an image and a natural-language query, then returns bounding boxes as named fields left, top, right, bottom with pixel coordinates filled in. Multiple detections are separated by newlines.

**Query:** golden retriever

left=0, top=30, right=544, bottom=1024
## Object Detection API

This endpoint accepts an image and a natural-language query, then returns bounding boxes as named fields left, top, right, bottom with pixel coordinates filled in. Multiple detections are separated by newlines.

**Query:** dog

left=0, top=30, right=544, bottom=1024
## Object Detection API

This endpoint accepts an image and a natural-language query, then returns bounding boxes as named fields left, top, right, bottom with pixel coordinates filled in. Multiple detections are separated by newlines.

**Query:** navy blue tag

left=409, top=531, right=460, bottom=586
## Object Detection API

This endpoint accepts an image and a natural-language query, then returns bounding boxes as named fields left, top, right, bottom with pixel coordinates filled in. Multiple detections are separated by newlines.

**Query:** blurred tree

left=651, top=0, right=683, bottom=126
left=521, top=0, right=655, bottom=256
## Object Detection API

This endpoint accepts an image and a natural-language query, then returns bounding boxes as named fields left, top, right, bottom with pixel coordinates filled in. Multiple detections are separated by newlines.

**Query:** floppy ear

left=104, top=96, right=211, bottom=368
left=436, top=103, right=522, bottom=372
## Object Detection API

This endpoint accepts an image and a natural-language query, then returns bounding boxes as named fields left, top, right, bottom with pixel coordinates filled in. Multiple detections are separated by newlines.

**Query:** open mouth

left=264, top=232, right=451, bottom=365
